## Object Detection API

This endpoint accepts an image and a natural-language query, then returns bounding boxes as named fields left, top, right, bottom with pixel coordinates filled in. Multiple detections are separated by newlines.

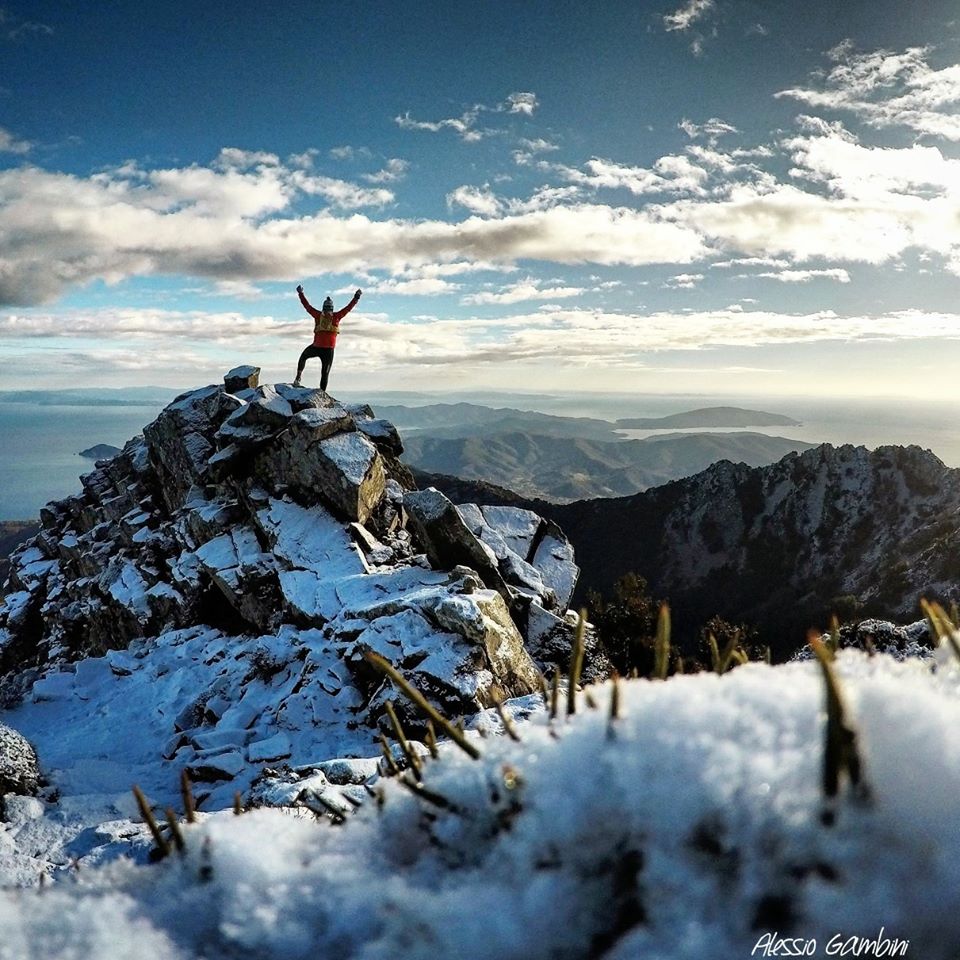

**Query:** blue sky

left=2, top=0, right=960, bottom=396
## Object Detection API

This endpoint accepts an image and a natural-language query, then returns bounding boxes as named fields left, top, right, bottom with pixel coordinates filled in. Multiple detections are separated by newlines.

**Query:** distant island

left=616, top=406, right=802, bottom=429
left=79, top=444, right=122, bottom=460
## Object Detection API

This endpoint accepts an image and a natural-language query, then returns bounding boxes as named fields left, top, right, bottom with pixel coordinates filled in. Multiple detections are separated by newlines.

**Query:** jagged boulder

left=216, top=386, right=293, bottom=446
left=355, top=418, right=404, bottom=458
left=224, top=365, right=260, bottom=394
left=456, top=503, right=579, bottom=611
left=255, top=415, right=386, bottom=523
left=403, top=489, right=510, bottom=602
left=195, top=527, right=281, bottom=631
left=0, top=723, right=40, bottom=814
left=143, top=385, right=240, bottom=510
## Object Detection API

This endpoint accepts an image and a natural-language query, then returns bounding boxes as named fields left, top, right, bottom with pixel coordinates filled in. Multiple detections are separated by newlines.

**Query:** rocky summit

left=0, top=371, right=590, bottom=878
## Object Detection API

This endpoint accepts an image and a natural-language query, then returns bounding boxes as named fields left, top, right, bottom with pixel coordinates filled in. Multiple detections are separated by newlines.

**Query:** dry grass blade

left=379, top=733, right=400, bottom=775
left=315, top=793, right=347, bottom=823
left=828, top=615, right=841, bottom=655
left=180, top=770, right=197, bottom=824
left=385, top=700, right=422, bottom=780
left=424, top=721, right=439, bottom=760
left=363, top=649, right=481, bottom=760
left=607, top=673, right=621, bottom=739
left=566, top=609, right=587, bottom=717
left=718, top=629, right=742, bottom=674
left=233, top=792, right=244, bottom=816
left=809, top=634, right=867, bottom=813
left=549, top=670, right=560, bottom=721
left=921, top=598, right=960, bottom=663
left=396, top=773, right=463, bottom=814
left=707, top=633, right=721, bottom=674
left=491, top=693, right=521, bottom=742
left=654, top=603, right=671, bottom=680
left=132, top=785, right=170, bottom=858
left=165, top=808, right=185, bottom=853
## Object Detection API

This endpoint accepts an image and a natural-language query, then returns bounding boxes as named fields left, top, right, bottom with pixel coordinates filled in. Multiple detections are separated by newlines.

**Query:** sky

left=2, top=0, right=960, bottom=397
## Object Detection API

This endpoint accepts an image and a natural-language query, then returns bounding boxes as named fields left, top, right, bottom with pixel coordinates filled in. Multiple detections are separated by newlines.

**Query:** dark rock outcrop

left=224, top=365, right=260, bottom=394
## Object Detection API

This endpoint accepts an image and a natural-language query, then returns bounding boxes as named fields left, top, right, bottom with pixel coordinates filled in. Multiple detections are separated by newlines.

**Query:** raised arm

left=296, top=284, right=322, bottom=320
left=333, top=289, right=362, bottom=322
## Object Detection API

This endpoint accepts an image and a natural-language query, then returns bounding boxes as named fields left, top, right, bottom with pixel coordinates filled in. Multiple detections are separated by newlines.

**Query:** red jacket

left=300, top=289, right=361, bottom=348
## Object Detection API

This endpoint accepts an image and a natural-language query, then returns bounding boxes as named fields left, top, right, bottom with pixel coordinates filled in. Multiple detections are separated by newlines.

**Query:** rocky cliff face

left=0, top=372, right=587, bottom=820
left=551, top=443, right=960, bottom=656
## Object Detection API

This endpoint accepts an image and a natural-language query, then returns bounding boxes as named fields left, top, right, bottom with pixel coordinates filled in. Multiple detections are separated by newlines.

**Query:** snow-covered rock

left=404, top=488, right=509, bottom=601
left=223, top=365, right=260, bottom=394
left=0, top=372, right=586, bottom=884
left=0, top=723, right=39, bottom=811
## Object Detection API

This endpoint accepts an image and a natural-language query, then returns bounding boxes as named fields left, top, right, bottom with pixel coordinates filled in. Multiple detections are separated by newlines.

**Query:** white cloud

left=288, top=148, right=319, bottom=168
left=394, top=92, right=539, bottom=142
left=543, top=154, right=709, bottom=196
left=447, top=184, right=502, bottom=217
left=9, top=306, right=960, bottom=383
left=783, top=125, right=960, bottom=200
left=288, top=171, right=394, bottom=208
left=0, top=159, right=707, bottom=305
left=711, top=256, right=791, bottom=269
left=211, top=279, right=265, bottom=299
left=1, top=7, right=53, bottom=40
left=661, top=179, right=957, bottom=265
left=777, top=43, right=960, bottom=140
left=461, top=278, right=584, bottom=305
left=358, top=277, right=460, bottom=296
left=215, top=148, right=280, bottom=169
left=447, top=182, right=581, bottom=217
left=751, top=268, right=851, bottom=283
left=664, top=273, right=704, bottom=289
left=518, top=138, right=558, bottom=153
left=363, top=158, right=409, bottom=184
left=395, top=260, right=518, bottom=280
left=679, top=117, right=738, bottom=143
left=506, top=92, right=539, bottom=115
left=0, top=308, right=301, bottom=341
left=663, top=0, right=714, bottom=32
left=395, top=108, right=489, bottom=142
left=0, top=126, right=31, bottom=154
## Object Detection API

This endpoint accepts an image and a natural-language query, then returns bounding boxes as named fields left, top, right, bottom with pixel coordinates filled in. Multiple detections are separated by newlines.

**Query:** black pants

left=297, top=346, right=335, bottom=390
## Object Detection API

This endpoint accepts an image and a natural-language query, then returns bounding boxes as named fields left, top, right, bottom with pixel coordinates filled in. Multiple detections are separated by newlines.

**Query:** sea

left=2, top=392, right=959, bottom=520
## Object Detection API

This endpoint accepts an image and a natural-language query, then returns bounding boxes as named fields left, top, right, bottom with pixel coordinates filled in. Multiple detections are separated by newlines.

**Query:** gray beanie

left=322, top=296, right=335, bottom=313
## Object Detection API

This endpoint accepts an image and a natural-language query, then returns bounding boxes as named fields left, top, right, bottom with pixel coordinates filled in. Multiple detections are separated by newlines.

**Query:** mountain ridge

left=402, top=430, right=815, bottom=501
left=419, top=442, right=959, bottom=658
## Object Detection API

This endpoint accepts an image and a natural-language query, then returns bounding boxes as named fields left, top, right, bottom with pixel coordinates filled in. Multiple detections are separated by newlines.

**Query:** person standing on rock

left=292, top=285, right=362, bottom=391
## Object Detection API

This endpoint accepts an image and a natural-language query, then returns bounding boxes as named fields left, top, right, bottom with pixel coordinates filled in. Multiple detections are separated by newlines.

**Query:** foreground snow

left=2, top=649, right=959, bottom=959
